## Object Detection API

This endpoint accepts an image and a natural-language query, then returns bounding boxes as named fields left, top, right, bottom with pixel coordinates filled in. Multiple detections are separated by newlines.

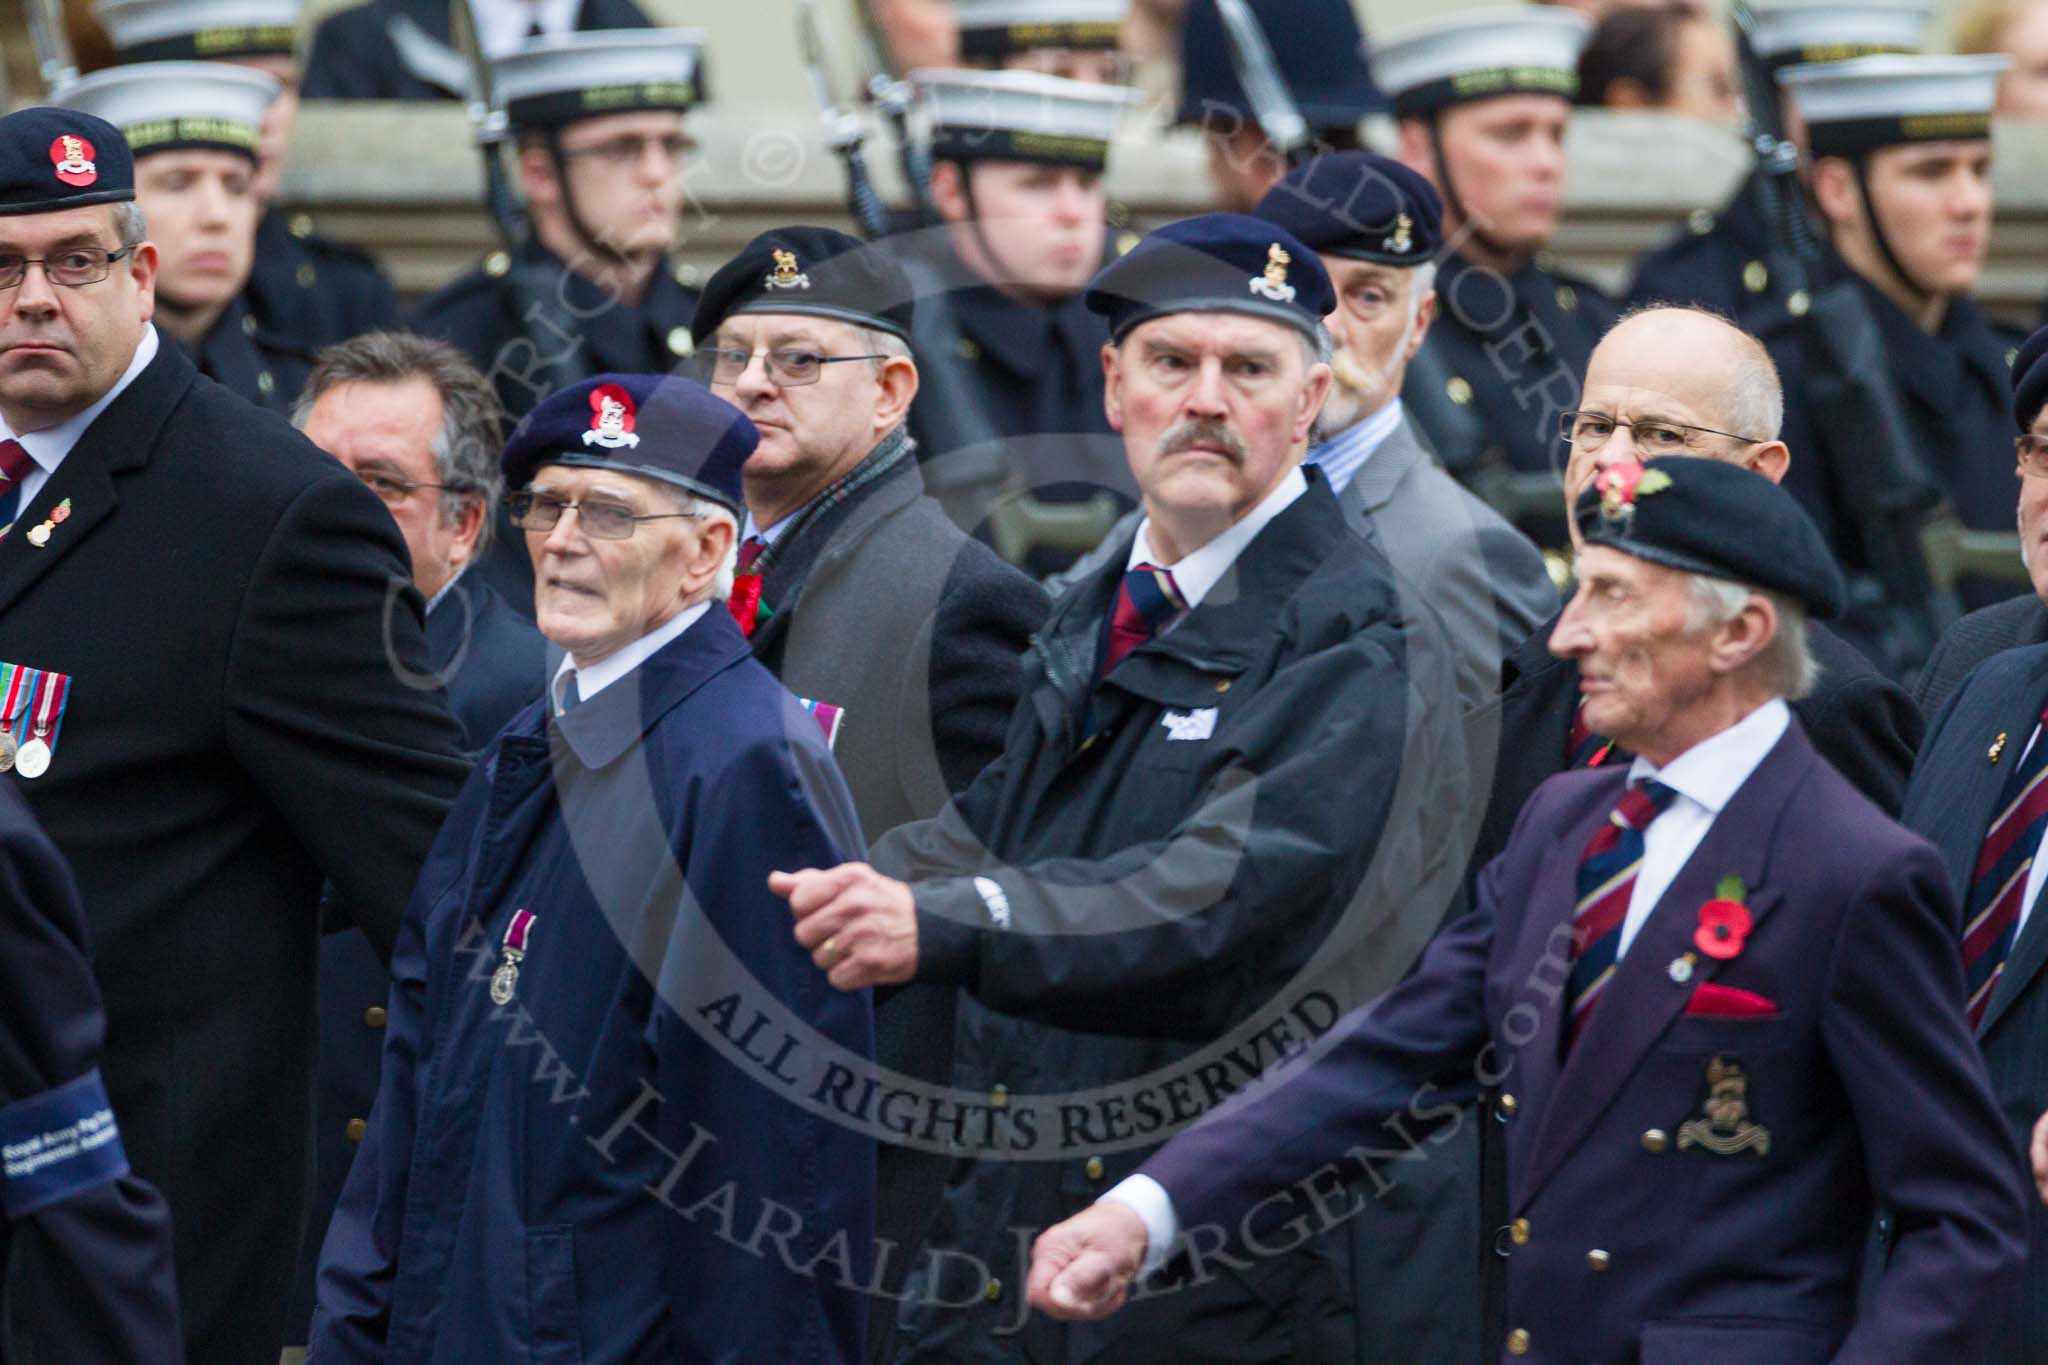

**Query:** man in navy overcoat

left=310, top=374, right=875, bottom=1363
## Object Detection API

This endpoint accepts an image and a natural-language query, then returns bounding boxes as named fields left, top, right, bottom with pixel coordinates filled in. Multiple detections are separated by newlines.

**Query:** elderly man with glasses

left=1473, top=307, right=1920, bottom=886
left=312, top=372, right=876, bottom=1364
left=692, top=225, right=1046, bottom=1355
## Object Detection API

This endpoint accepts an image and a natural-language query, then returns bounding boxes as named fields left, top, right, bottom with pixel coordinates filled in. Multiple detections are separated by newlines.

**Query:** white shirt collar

left=1626, top=697, right=1791, bottom=815
left=0, top=324, right=159, bottom=474
left=549, top=599, right=711, bottom=714
left=1124, top=465, right=1308, bottom=609
left=1307, top=397, right=1405, bottom=495
left=424, top=566, right=468, bottom=618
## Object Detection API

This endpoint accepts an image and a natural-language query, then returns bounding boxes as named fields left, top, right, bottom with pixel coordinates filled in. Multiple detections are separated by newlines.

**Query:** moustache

left=1158, top=419, right=1249, bottom=462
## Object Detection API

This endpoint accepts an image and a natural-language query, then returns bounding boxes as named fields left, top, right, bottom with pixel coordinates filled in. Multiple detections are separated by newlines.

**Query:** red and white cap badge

left=50, top=135, right=97, bottom=188
left=582, top=383, right=641, bottom=450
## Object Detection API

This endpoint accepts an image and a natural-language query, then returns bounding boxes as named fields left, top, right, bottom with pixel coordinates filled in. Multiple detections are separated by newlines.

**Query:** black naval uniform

left=1627, top=169, right=1785, bottom=323
left=1413, top=250, right=1618, bottom=540
left=409, top=236, right=699, bottom=614
left=302, top=0, right=654, bottom=100
left=1769, top=262, right=2021, bottom=625
left=244, top=208, right=398, bottom=352
left=169, top=294, right=314, bottom=416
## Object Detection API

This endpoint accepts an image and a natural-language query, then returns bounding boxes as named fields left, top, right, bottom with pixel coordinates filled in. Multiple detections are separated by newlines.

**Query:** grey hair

left=1684, top=575, right=1816, bottom=699
left=1406, top=260, right=1439, bottom=316
left=1300, top=321, right=1334, bottom=369
left=110, top=200, right=147, bottom=246
left=650, top=486, right=739, bottom=603
left=292, top=332, right=507, bottom=555
left=859, top=324, right=914, bottom=376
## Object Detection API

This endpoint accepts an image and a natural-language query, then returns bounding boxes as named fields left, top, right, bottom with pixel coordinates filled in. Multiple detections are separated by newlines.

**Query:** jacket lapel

left=747, top=451, right=923, bottom=661
left=0, top=336, right=187, bottom=620
left=1516, top=726, right=1810, bottom=1206
left=554, top=609, right=754, bottom=770
left=1340, top=413, right=1425, bottom=517
left=1975, top=655, right=2048, bottom=1034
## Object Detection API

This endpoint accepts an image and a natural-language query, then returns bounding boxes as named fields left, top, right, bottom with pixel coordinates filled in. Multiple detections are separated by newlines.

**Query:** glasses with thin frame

left=699, top=348, right=888, bottom=388
left=1558, top=410, right=1763, bottom=455
left=357, top=471, right=452, bottom=506
left=2017, top=435, right=2048, bottom=477
left=509, top=490, right=702, bottom=540
left=0, top=245, right=137, bottom=291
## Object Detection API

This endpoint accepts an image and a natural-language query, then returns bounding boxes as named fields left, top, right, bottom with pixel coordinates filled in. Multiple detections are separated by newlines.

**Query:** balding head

left=1564, top=305, right=1791, bottom=514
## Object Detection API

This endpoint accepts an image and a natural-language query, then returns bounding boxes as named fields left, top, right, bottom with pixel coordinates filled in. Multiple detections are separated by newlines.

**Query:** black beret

left=501, top=374, right=756, bottom=516
left=2014, top=323, right=2048, bottom=433
left=691, top=226, right=912, bottom=347
left=1254, top=152, right=1443, bottom=268
left=1573, top=456, right=1846, bottom=619
left=1084, top=213, right=1334, bottom=344
left=0, top=109, right=135, bottom=218
left=1174, top=0, right=1384, bottom=131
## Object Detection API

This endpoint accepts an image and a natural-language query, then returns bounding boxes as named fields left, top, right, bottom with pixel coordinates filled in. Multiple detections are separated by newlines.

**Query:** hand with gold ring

left=772, top=863, right=920, bottom=990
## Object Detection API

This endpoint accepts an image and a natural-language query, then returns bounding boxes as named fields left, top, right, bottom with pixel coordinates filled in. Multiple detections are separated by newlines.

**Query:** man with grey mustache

left=772, top=213, right=1469, bottom=1364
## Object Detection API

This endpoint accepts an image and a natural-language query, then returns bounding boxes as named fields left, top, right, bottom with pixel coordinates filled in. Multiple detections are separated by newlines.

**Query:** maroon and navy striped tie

left=1563, top=779, right=1678, bottom=1049
left=1101, top=562, right=1186, bottom=677
left=0, top=440, right=32, bottom=535
left=1961, top=704, right=2048, bottom=1029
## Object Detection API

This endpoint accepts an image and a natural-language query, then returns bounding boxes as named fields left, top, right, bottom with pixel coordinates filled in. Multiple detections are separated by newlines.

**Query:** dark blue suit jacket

left=1144, top=721, right=2028, bottom=1365
left=1903, top=641, right=2048, bottom=1364
left=287, top=574, right=545, bottom=1343
left=0, top=784, right=181, bottom=1363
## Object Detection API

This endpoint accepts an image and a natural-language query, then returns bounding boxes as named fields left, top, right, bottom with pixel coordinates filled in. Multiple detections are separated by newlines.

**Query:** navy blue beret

left=1573, top=456, right=1845, bottom=619
left=2014, top=324, right=2048, bottom=433
left=501, top=374, right=757, bottom=516
left=0, top=109, right=135, bottom=218
left=1254, top=152, right=1443, bottom=268
left=1175, top=0, right=1384, bottom=130
left=691, top=225, right=912, bottom=347
left=1084, top=213, right=1334, bottom=344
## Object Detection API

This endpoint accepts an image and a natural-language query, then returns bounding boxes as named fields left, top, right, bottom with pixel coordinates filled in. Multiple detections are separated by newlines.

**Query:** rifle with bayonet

left=25, top=0, right=80, bottom=95
left=450, top=0, right=583, bottom=405
left=1730, top=0, right=1956, bottom=676
left=1211, top=0, right=1491, bottom=483
left=796, top=0, right=891, bottom=242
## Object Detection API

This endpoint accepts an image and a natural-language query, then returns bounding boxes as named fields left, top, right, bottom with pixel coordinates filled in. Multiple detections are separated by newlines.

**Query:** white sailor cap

left=1748, top=0, right=1930, bottom=74
left=1370, top=6, right=1591, bottom=119
left=92, top=0, right=300, bottom=63
left=1779, top=53, right=2007, bottom=159
left=953, top=0, right=1129, bottom=60
left=494, top=29, right=707, bottom=130
left=912, top=68, right=1135, bottom=170
left=54, top=61, right=279, bottom=161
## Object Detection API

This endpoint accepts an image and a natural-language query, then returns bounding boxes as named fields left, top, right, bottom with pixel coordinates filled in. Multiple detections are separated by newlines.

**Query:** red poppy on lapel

left=1695, top=874, right=1752, bottom=960
left=1684, top=982, right=1777, bottom=1017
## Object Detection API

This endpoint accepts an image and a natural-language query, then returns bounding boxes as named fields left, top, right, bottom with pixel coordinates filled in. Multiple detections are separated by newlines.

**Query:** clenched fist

left=1025, top=1202, right=1149, bottom=1322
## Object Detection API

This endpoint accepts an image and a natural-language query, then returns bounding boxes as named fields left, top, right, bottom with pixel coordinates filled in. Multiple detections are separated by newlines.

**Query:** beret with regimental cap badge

left=92, top=0, right=300, bottom=62
left=501, top=374, right=756, bottom=515
left=1778, top=53, right=2006, bottom=159
left=1175, top=0, right=1383, bottom=130
left=954, top=0, right=1129, bottom=61
left=2012, top=324, right=2048, bottom=432
left=53, top=62, right=278, bottom=163
left=1254, top=152, right=1443, bottom=267
left=1574, top=456, right=1845, bottom=619
left=691, top=225, right=914, bottom=347
left=495, top=29, right=706, bottom=131
left=913, top=68, right=1135, bottom=172
left=1747, top=0, right=1930, bottom=75
left=1370, top=6, right=1592, bottom=119
left=1085, top=212, right=1334, bottom=344
left=0, top=108, right=135, bottom=216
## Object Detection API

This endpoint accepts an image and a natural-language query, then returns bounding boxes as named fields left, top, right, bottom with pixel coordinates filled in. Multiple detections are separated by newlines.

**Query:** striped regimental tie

left=1563, top=779, right=1678, bottom=1050
left=1961, top=705, right=2048, bottom=1029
